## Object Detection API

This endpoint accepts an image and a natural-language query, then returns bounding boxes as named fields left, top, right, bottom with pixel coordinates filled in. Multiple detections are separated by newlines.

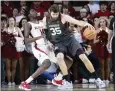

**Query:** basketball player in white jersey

left=19, top=9, right=52, bottom=91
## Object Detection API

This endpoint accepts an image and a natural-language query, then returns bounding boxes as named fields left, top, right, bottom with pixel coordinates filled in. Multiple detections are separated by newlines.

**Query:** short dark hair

left=100, top=1, right=108, bottom=6
left=63, top=5, right=68, bottom=9
left=1, top=17, right=7, bottom=22
left=49, top=4, right=59, bottom=13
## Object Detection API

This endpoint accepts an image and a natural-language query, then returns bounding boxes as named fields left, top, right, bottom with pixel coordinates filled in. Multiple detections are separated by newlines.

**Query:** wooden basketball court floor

left=1, top=84, right=115, bottom=91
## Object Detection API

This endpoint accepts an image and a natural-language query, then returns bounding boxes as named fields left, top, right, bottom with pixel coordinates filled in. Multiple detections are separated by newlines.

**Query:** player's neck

left=30, top=18, right=38, bottom=23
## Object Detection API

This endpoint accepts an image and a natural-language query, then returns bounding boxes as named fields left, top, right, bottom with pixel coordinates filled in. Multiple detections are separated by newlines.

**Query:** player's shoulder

left=38, top=21, right=44, bottom=25
left=27, top=22, right=32, bottom=26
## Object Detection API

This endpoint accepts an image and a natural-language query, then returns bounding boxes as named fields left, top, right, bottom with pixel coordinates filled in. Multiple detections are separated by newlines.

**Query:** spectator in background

left=110, top=2, right=115, bottom=15
left=40, top=1, right=52, bottom=11
left=93, top=16, right=99, bottom=30
left=78, top=8, right=88, bottom=19
left=1, top=6, right=4, bottom=14
left=108, top=14, right=115, bottom=21
left=2, top=1, right=14, bottom=17
left=58, top=4, right=63, bottom=12
left=94, top=1, right=111, bottom=17
left=78, top=44, right=100, bottom=84
left=18, top=18, right=31, bottom=82
left=18, top=1, right=27, bottom=15
left=20, top=1, right=26, bottom=7
left=2, top=17, right=23, bottom=86
left=77, top=8, right=93, bottom=26
left=63, top=1, right=77, bottom=17
left=1, top=15, right=8, bottom=86
left=15, top=6, right=27, bottom=26
left=87, top=1, right=100, bottom=15
left=94, top=17, right=111, bottom=86
left=83, top=5, right=92, bottom=19
left=31, top=1, right=46, bottom=20
left=13, top=8, right=19, bottom=18
left=108, top=17, right=115, bottom=84
left=62, top=5, right=70, bottom=15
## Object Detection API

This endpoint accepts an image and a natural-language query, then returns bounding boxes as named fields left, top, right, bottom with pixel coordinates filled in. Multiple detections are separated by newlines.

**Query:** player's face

left=29, top=9, right=37, bottom=18
left=50, top=12, right=59, bottom=20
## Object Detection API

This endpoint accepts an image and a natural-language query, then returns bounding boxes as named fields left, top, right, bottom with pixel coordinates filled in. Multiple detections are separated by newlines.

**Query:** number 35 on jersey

left=50, top=27, right=62, bottom=35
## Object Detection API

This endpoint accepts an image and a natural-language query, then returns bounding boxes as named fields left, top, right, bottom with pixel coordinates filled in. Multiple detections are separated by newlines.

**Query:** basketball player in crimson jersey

left=19, top=9, right=52, bottom=91
left=42, top=4, right=106, bottom=89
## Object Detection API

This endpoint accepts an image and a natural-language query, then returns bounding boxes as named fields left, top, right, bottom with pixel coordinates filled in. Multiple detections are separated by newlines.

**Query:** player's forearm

left=24, top=36, right=43, bottom=44
left=77, top=20, right=89, bottom=27
left=65, top=15, right=88, bottom=27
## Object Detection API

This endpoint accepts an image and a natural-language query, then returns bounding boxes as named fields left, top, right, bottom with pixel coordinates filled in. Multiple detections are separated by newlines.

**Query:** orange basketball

left=83, top=27, right=96, bottom=40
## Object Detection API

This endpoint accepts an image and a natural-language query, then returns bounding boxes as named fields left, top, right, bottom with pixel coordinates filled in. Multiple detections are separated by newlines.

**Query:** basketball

left=83, top=27, right=96, bottom=40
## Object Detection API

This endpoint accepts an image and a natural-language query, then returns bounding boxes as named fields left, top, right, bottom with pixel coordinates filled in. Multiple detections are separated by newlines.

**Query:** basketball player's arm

left=24, top=23, right=43, bottom=44
left=62, top=14, right=94, bottom=29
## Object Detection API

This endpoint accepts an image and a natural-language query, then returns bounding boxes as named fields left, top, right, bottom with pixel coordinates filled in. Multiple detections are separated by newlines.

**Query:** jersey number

left=50, top=27, right=62, bottom=35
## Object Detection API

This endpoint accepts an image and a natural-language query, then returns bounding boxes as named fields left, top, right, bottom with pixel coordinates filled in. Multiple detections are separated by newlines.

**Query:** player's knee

left=56, top=53, right=64, bottom=62
left=42, top=59, right=51, bottom=68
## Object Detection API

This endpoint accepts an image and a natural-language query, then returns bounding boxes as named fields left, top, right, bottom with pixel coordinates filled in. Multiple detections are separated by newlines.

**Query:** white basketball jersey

left=28, top=21, right=46, bottom=46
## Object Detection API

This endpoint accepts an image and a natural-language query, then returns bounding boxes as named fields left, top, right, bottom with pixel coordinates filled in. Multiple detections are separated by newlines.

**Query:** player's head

left=28, top=9, right=37, bottom=19
left=49, top=4, right=60, bottom=20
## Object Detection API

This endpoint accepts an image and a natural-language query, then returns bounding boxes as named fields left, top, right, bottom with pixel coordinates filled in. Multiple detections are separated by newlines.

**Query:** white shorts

left=32, top=43, right=49, bottom=66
